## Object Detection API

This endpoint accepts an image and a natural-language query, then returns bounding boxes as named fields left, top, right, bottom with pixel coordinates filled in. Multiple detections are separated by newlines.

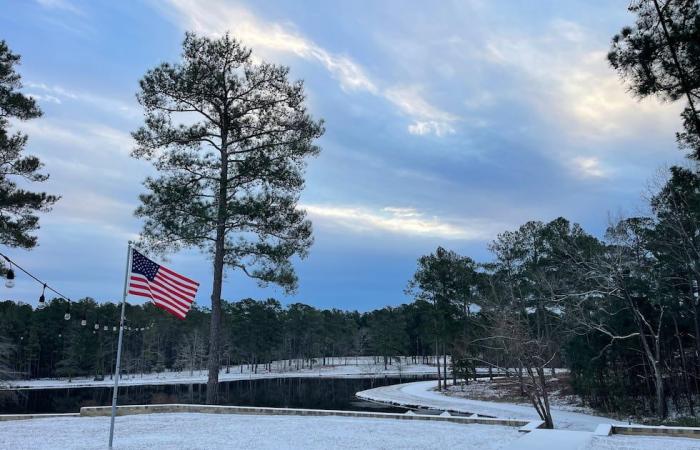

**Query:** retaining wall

left=80, top=403, right=536, bottom=429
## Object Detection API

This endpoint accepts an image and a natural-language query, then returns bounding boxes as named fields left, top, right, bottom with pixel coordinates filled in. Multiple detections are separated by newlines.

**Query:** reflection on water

left=1, top=376, right=435, bottom=414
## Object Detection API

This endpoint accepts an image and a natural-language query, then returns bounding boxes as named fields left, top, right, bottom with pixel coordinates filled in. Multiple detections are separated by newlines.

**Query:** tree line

left=2, top=0, right=700, bottom=427
left=0, top=297, right=429, bottom=383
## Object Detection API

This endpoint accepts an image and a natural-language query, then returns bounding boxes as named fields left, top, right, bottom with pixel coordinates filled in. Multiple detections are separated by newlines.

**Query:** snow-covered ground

left=1, top=412, right=698, bottom=450
left=0, top=413, right=521, bottom=450
left=357, top=380, right=625, bottom=431
left=6, top=357, right=436, bottom=390
left=584, top=435, right=700, bottom=450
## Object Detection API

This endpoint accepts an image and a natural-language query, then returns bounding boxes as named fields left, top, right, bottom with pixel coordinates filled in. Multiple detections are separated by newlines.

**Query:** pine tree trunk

left=436, top=339, right=441, bottom=390
left=206, top=132, right=229, bottom=405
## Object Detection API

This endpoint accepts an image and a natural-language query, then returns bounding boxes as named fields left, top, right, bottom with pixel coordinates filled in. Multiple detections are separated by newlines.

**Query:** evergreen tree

left=131, top=33, right=323, bottom=403
left=0, top=41, right=58, bottom=255
left=608, top=0, right=700, bottom=158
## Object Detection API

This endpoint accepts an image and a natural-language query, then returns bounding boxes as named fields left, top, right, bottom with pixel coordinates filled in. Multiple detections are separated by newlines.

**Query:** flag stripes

left=127, top=249, right=199, bottom=319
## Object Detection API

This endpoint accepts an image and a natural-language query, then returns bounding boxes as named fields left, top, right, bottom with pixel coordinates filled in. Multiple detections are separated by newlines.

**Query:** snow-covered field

left=584, top=435, right=700, bottom=450
left=357, top=380, right=624, bottom=431
left=0, top=413, right=521, bottom=450
left=5, top=357, right=436, bottom=390
left=2, top=412, right=698, bottom=450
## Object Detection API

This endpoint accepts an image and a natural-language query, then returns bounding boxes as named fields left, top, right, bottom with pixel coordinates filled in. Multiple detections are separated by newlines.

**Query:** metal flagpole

left=109, top=241, right=132, bottom=448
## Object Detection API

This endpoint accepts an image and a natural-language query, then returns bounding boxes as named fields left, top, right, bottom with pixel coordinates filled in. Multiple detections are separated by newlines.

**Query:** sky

left=0, top=0, right=688, bottom=311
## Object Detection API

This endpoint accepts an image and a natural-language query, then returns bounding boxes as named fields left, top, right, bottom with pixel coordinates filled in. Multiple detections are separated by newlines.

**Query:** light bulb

left=94, top=324, right=99, bottom=330
left=5, top=269, right=15, bottom=288
left=103, top=325, right=108, bottom=331
left=64, top=313, right=71, bottom=321
left=81, top=319, right=87, bottom=326
left=113, top=326, right=117, bottom=332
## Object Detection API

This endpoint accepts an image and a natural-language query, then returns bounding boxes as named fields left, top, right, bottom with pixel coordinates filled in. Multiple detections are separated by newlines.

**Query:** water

left=0, top=376, right=436, bottom=415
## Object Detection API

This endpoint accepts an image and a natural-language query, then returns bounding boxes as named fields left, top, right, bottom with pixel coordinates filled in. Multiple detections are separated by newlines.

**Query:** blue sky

left=0, top=0, right=687, bottom=311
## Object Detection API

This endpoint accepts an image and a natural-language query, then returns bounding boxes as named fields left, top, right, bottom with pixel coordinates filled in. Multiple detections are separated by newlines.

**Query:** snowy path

left=356, top=380, right=624, bottom=431
left=0, top=412, right=521, bottom=450
left=5, top=358, right=435, bottom=390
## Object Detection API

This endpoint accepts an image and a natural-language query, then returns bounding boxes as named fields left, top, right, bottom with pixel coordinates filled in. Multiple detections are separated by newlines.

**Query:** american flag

left=128, top=249, right=199, bottom=319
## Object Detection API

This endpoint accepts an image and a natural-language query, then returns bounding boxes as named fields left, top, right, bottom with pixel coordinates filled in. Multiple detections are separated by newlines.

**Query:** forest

left=3, top=165, right=700, bottom=424
left=1, top=0, right=700, bottom=429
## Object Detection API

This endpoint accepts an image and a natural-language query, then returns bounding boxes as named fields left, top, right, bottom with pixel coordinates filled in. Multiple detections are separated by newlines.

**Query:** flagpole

left=109, top=241, right=132, bottom=449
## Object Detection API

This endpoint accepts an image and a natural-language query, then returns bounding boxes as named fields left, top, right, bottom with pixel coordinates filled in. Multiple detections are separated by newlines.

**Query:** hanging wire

left=0, top=251, right=153, bottom=333
left=0, top=252, right=72, bottom=301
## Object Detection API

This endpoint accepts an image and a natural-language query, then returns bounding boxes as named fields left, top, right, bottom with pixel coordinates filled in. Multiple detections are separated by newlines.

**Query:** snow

left=357, top=380, right=625, bottom=431
left=584, top=435, right=700, bottom=450
left=2, top=412, right=697, bottom=450
left=0, top=412, right=522, bottom=450
left=509, top=429, right=593, bottom=450
left=5, top=357, right=436, bottom=390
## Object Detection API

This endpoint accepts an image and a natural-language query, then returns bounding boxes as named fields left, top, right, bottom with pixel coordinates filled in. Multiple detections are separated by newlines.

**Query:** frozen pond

left=0, top=376, right=435, bottom=414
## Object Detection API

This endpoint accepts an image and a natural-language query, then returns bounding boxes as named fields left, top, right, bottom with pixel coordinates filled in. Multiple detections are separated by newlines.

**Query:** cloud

left=26, top=82, right=139, bottom=119
left=160, top=0, right=457, bottom=137
left=35, top=0, right=83, bottom=15
left=163, top=0, right=376, bottom=93
left=26, top=93, right=62, bottom=104
left=303, top=204, right=502, bottom=240
left=481, top=20, right=679, bottom=140
left=16, top=120, right=134, bottom=157
left=385, top=86, right=458, bottom=136
left=572, top=156, right=606, bottom=178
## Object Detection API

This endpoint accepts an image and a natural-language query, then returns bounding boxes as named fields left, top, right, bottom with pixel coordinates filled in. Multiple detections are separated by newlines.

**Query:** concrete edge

left=79, top=404, right=535, bottom=428
left=594, top=424, right=612, bottom=436
left=518, top=420, right=545, bottom=433
left=355, top=392, right=499, bottom=419
left=0, top=413, right=80, bottom=422
left=611, top=424, right=700, bottom=440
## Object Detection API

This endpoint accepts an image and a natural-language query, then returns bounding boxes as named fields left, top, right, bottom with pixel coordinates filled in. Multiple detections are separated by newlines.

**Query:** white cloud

left=16, top=120, right=134, bottom=157
left=161, top=0, right=457, bottom=137
left=385, top=86, right=458, bottom=136
left=163, top=0, right=376, bottom=93
left=35, top=0, right=83, bottom=15
left=27, top=93, right=62, bottom=104
left=26, top=82, right=139, bottom=119
left=303, top=204, right=501, bottom=240
left=573, top=156, right=606, bottom=178
left=482, top=21, right=679, bottom=140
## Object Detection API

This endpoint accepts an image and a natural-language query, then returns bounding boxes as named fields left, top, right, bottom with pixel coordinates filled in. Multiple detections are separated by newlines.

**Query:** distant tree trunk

left=436, top=339, right=441, bottom=390
left=443, top=350, right=448, bottom=388
left=673, top=315, right=694, bottom=415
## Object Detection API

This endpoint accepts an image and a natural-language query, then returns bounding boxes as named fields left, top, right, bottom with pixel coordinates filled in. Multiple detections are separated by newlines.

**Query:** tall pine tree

left=0, top=41, right=58, bottom=255
left=132, top=33, right=323, bottom=403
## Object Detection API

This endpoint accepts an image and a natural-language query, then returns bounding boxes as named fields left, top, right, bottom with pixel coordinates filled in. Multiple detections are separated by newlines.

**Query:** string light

left=0, top=252, right=154, bottom=334
left=5, top=262, right=15, bottom=288
left=1, top=253, right=71, bottom=304
left=38, top=284, right=46, bottom=309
